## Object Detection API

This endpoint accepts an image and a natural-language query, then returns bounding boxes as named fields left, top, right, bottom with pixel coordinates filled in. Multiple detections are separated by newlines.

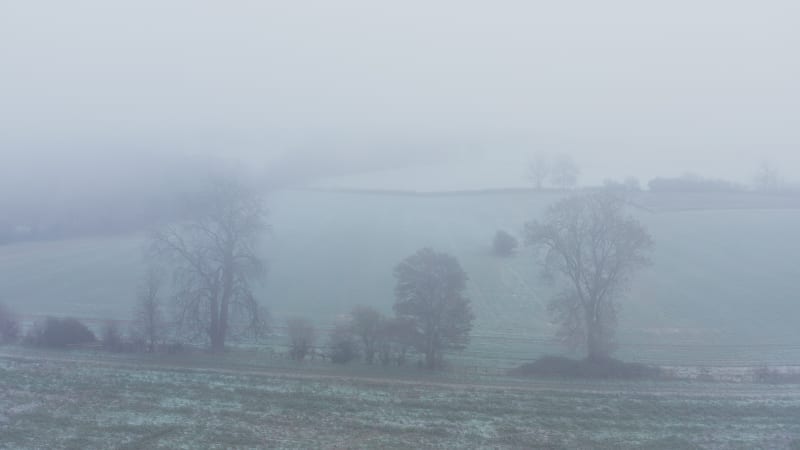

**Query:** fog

left=4, top=2, right=800, bottom=447
left=2, top=0, right=799, bottom=194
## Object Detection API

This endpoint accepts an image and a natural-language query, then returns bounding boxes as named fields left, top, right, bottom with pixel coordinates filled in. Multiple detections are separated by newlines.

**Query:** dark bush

left=28, top=317, right=96, bottom=348
left=0, top=303, right=20, bottom=344
left=493, top=230, right=518, bottom=256
left=510, top=355, right=661, bottom=379
left=328, top=322, right=358, bottom=364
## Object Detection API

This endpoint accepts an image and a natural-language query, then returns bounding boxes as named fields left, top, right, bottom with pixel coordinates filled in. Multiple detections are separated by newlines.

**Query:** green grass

left=2, top=190, right=800, bottom=367
left=1, top=355, right=799, bottom=449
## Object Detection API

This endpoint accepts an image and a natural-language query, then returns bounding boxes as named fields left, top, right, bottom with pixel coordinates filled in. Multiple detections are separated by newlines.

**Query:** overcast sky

left=1, top=0, right=799, bottom=189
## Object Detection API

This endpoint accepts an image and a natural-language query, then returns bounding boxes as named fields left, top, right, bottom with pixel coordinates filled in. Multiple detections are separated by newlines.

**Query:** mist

left=2, top=2, right=800, bottom=448
left=2, top=0, right=799, bottom=193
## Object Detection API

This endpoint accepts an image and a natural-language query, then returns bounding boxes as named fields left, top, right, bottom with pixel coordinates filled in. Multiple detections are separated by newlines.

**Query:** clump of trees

left=394, top=248, right=474, bottom=369
left=26, top=317, right=96, bottom=348
left=148, top=178, right=271, bottom=352
left=525, top=192, right=653, bottom=361
left=0, top=302, right=20, bottom=344
left=287, top=317, right=316, bottom=361
left=528, top=153, right=580, bottom=190
left=493, top=230, right=518, bottom=256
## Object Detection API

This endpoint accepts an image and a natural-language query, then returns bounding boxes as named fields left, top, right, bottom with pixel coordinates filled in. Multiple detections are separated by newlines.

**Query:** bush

left=0, top=303, right=20, bottom=344
left=510, top=355, right=661, bottom=379
left=328, top=322, right=358, bottom=364
left=27, top=317, right=96, bottom=348
left=493, top=230, right=518, bottom=256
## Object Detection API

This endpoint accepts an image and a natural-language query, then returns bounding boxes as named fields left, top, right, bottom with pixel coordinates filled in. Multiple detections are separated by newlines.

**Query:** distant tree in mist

left=493, top=230, right=518, bottom=256
left=287, top=317, right=316, bottom=361
left=376, top=317, right=416, bottom=366
left=131, top=267, right=166, bottom=353
left=550, top=154, right=580, bottom=189
left=528, top=152, right=550, bottom=190
left=350, top=305, right=383, bottom=364
left=0, top=302, right=20, bottom=344
left=525, top=192, right=653, bottom=361
left=149, top=178, right=270, bottom=352
left=327, top=317, right=358, bottom=364
left=754, top=161, right=784, bottom=192
left=393, top=248, right=474, bottom=369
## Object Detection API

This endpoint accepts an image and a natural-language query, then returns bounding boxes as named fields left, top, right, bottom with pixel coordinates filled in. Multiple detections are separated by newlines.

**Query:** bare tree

left=528, top=152, right=550, bottom=190
left=149, top=178, right=270, bottom=352
left=287, top=317, right=316, bottom=361
left=525, top=192, right=653, bottom=361
left=550, top=154, right=580, bottom=189
left=350, top=305, right=383, bottom=364
left=394, top=248, right=474, bottom=369
left=131, top=267, right=165, bottom=353
left=327, top=317, right=358, bottom=364
left=754, top=161, right=783, bottom=192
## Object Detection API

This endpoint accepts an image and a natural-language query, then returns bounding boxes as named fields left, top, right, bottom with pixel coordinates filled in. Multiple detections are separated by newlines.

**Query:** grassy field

left=2, top=190, right=800, bottom=367
left=1, top=351, right=799, bottom=449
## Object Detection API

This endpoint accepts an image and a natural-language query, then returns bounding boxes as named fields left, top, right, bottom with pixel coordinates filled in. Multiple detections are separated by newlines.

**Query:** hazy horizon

left=2, top=0, right=799, bottom=193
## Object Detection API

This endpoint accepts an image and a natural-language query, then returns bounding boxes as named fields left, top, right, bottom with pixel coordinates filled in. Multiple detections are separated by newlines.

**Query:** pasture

left=1, top=351, right=799, bottom=449
left=1, top=190, right=800, bottom=368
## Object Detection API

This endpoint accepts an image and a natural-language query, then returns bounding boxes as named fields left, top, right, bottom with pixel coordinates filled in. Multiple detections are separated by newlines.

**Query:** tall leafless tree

left=149, top=178, right=270, bottom=352
left=525, top=192, right=653, bottom=360
left=394, top=248, right=474, bottom=369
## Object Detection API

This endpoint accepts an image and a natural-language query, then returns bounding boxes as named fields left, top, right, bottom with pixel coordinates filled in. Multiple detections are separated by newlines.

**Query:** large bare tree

left=149, top=178, right=270, bottom=352
left=525, top=192, right=653, bottom=360
left=394, top=248, right=474, bottom=369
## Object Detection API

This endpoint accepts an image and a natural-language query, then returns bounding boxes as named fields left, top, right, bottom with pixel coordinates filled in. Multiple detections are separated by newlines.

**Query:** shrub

left=493, top=230, right=518, bottom=256
left=0, top=302, right=20, bottom=344
left=328, top=321, right=358, bottom=364
left=510, top=355, right=661, bottom=379
left=27, top=317, right=95, bottom=348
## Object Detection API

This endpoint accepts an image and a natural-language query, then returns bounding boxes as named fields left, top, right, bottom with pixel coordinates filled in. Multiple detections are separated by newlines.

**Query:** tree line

left=1, top=176, right=656, bottom=371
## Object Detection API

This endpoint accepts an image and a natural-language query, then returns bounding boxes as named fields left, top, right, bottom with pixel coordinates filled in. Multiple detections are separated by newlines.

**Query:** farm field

left=2, top=190, right=800, bottom=367
left=1, top=351, right=800, bottom=449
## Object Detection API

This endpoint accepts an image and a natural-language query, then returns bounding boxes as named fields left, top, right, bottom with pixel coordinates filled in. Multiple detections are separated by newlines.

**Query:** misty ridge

left=1, top=146, right=798, bottom=245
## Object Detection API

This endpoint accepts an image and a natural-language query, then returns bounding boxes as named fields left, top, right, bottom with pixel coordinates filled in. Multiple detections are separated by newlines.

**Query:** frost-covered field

left=2, top=355, right=800, bottom=449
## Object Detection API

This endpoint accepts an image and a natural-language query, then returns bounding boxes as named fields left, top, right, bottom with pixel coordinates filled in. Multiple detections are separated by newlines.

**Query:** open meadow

left=2, top=350, right=800, bottom=449
left=2, top=190, right=800, bottom=368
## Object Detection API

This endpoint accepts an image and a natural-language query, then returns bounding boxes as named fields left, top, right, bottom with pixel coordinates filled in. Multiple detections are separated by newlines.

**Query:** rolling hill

left=2, top=189, right=799, bottom=366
